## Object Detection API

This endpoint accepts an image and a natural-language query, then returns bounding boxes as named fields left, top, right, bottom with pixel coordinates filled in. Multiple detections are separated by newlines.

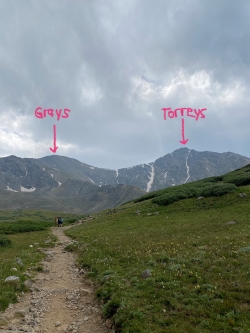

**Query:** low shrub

left=103, top=299, right=121, bottom=318
left=199, top=176, right=220, bottom=183
left=134, top=192, right=160, bottom=203
left=0, top=235, right=12, bottom=247
left=0, top=221, right=51, bottom=235
left=198, top=183, right=237, bottom=197
left=152, top=183, right=237, bottom=206
left=96, top=287, right=113, bottom=302
left=223, top=174, right=250, bottom=186
left=152, top=191, right=190, bottom=206
left=133, top=178, right=223, bottom=205
left=182, top=187, right=199, bottom=197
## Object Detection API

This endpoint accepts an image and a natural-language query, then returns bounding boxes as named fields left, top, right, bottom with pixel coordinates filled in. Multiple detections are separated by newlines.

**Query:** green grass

left=0, top=230, right=51, bottom=311
left=0, top=209, right=85, bottom=225
left=0, top=220, right=52, bottom=234
left=0, top=209, right=84, bottom=312
left=65, top=183, right=250, bottom=332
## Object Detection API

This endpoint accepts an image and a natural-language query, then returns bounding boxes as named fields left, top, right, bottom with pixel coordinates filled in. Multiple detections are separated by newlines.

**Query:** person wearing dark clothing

left=58, top=217, right=63, bottom=227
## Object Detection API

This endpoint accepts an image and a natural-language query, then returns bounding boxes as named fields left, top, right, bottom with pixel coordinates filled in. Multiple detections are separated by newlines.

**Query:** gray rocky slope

left=33, top=147, right=250, bottom=192
left=0, top=156, right=145, bottom=213
left=0, top=147, right=249, bottom=213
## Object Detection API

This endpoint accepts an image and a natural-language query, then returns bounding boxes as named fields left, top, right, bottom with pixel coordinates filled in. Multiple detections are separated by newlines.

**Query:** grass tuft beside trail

left=65, top=185, right=250, bottom=333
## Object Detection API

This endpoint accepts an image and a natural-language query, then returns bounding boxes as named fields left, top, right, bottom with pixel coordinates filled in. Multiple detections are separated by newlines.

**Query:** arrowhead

left=49, top=146, right=58, bottom=153
left=179, top=139, right=189, bottom=145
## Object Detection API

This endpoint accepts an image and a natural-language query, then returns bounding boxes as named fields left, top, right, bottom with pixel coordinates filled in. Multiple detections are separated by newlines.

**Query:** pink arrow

left=49, top=125, right=58, bottom=153
left=179, top=118, right=189, bottom=145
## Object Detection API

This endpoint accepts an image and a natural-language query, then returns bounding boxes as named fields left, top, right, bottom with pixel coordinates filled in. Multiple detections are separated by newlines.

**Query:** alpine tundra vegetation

left=65, top=164, right=250, bottom=332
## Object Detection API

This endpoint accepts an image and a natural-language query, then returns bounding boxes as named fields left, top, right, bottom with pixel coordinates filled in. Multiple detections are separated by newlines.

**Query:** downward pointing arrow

left=179, top=118, right=189, bottom=145
left=49, top=125, right=58, bottom=153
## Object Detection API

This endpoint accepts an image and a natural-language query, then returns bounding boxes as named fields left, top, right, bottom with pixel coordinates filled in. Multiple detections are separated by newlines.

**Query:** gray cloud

left=0, top=0, right=249, bottom=169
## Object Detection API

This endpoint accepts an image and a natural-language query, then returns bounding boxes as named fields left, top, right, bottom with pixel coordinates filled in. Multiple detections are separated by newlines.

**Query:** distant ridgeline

left=0, top=148, right=249, bottom=213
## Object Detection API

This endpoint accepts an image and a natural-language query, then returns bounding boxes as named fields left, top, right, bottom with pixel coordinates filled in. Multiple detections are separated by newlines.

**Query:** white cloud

left=0, top=0, right=249, bottom=168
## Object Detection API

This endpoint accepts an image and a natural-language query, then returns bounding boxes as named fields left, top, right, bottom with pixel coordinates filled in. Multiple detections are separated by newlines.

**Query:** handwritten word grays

left=161, top=108, right=206, bottom=121
left=35, top=107, right=71, bottom=121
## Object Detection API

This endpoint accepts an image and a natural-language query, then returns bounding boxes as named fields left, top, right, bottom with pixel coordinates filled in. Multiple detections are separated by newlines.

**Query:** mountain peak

left=0, top=149, right=249, bottom=213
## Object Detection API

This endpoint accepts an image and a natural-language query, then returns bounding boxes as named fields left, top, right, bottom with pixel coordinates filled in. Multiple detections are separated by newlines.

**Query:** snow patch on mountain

left=51, top=174, right=53, bottom=178
left=184, top=150, right=191, bottom=184
left=88, top=177, right=95, bottom=184
left=6, top=186, right=18, bottom=192
left=146, top=163, right=155, bottom=192
left=58, top=182, right=62, bottom=186
left=20, top=186, right=36, bottom=192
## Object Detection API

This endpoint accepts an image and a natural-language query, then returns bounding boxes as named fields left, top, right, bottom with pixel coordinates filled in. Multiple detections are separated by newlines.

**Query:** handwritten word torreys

left=160, top=107, right=207, bottom=145
left=35, top=107, right=71, bottom=121
left=161, top=108, right=206, bottom=121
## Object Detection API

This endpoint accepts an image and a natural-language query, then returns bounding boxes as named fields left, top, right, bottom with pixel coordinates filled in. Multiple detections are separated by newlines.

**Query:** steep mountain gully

left=0, top=226, right=114, bottom=333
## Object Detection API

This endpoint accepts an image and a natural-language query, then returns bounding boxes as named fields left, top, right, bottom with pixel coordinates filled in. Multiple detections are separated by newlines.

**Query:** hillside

left=0, top=183, right=144, bottom=214
left=64, top=163, right=250, bottom=332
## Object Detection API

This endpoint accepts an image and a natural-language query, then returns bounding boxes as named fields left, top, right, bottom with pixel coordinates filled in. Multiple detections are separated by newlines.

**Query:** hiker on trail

left=58, top=217, right=63, bottom=227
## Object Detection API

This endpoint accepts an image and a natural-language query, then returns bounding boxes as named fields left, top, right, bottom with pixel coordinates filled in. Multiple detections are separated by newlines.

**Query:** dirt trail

left=0, top=227, right=114, bottom=333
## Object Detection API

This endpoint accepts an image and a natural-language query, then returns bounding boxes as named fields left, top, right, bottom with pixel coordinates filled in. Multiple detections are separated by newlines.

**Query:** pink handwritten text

left=161, top=107, right=206, bottom=121
left=35, top=107, right=71, bottom=121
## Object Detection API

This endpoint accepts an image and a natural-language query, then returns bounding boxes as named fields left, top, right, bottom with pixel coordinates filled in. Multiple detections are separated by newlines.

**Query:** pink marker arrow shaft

left=49, top=125, right=58, bottom=153
left=179, top=117, right=189, bottom=145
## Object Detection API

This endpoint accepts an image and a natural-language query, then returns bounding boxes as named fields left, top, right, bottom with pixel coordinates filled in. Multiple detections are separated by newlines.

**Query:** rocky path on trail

left=0, top=227, right=114, bottom=333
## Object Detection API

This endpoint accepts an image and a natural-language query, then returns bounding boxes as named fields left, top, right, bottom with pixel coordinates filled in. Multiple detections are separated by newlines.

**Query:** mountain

left=0, top=148, right=249, bottom=213
left=33, top=148, right=250, bottom=192
left=0, top=155, right=145, bottom=213
left=0, top=155, right=58, bottom=192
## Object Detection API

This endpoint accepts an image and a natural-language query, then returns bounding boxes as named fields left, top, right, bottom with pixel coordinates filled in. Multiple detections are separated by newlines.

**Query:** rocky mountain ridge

left=33, top=147, right=250, bottom=192
left=0, top=156, right=145, bottom=213
left=0, top=147, right=249, bottom=213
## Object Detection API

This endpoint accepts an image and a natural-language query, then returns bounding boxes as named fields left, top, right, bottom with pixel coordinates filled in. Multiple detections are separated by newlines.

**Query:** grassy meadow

left=0, top=209, right=85, bottom=224
left=1, top=165, right=250, bottom=332
left=0, top=209, right=83, bottom=315
left=65, top=179, right=250, bottom=332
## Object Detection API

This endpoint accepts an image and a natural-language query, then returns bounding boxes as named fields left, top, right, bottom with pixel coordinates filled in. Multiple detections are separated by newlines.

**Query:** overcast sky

left=0, top=0, right=249, bottom=169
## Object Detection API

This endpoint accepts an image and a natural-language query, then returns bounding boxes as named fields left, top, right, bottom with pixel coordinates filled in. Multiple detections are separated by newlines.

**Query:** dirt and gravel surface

left=0, top=226, right=114, bottom=333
